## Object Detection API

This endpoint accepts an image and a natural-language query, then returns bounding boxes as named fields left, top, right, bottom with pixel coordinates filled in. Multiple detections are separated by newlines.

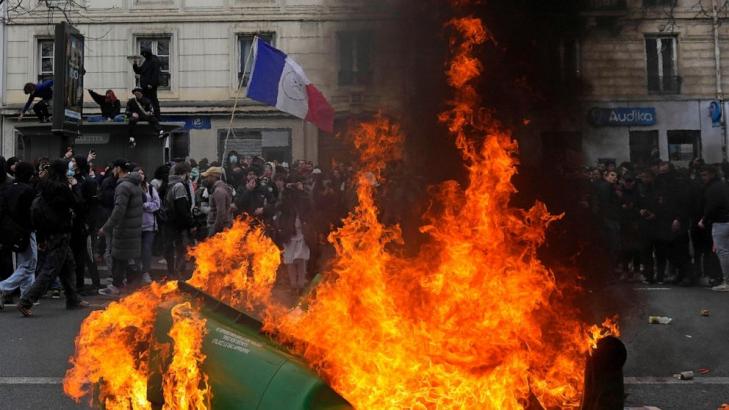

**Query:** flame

left=186, top=218, right=281, bottom=312
left=64, top=5, right=619, bottom=409
left=63, top=282, right=179, bottom=409
left=162, top=302, right=211, bottom=410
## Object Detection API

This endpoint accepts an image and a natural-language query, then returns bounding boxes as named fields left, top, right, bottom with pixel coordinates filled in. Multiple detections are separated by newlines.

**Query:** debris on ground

left=648, top=316, right=672, bottom=324
left=672, top=371, right=694, bottom=380
left=698, top=368, right=711, bottom=375
left=701, top=309, right=710, bottom=317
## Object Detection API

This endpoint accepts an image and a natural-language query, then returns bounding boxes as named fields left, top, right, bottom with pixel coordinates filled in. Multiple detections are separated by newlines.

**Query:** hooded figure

left=132, top=47, right=162, bottom=119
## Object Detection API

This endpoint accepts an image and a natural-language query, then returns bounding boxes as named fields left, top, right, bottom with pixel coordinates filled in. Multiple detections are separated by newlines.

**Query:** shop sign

left=589, top=107, right=656, bottom=127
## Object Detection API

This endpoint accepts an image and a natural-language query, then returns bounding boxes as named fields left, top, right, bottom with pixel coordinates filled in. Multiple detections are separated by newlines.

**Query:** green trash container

left=148, top=282, right=352, bottom=410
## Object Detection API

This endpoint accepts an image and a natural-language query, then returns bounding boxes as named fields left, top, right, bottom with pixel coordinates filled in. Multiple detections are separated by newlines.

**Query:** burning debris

left=63, top=3, right=619, bottom=409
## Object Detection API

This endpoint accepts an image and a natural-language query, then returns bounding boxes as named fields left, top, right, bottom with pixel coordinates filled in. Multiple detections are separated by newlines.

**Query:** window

left=38, top=39, right=54, bottom=82
left=136, top=37, right=171, bottom=90
left=238, top=32, right=275, bottom=87
left=629, top=130, right=659, bottom=166
left=667, top=130, right=700, bottom=163
left=338, top=31, right=373, bottom=86
left=646, top=36, right=680, bottom=94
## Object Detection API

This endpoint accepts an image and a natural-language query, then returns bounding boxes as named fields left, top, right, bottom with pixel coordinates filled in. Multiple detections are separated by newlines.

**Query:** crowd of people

left=583, top=158, right=729, bottom=291
left=0, top=149, right=355, bottom=316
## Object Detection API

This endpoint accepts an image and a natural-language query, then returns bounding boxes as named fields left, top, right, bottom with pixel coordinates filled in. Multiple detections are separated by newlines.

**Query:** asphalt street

left=0, top=282, right=727, bottom=410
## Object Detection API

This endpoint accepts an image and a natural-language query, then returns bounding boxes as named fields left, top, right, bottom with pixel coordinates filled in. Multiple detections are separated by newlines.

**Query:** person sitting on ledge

left=88, top=89, right=123, bottom=121
left=125, top=87, right=164, bottom=148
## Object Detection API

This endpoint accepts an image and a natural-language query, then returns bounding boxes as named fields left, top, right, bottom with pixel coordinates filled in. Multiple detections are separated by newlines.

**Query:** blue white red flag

left=246, top=37, right=335, bottom=133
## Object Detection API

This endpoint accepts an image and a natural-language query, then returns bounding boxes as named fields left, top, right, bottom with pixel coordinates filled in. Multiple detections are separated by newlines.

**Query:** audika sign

left=589, top=107, right=657, bottom=127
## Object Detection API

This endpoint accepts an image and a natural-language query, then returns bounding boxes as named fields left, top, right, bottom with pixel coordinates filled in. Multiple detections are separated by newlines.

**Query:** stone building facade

left=524, top=0, right=729, bottom=168
left=0, top=0, right=403, bottom=166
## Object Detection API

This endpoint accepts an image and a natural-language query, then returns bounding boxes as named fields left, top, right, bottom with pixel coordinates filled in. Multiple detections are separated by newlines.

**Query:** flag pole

left=222, top=35, right=258, bottom=164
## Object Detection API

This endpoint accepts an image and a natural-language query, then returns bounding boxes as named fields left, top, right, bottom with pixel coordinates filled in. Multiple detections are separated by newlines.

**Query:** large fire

left=63, top=5, right=618, bottom=410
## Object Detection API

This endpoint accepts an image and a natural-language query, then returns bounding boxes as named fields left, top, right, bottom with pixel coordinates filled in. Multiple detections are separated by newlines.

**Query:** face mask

left=229, top=155, right=238, bottom=165
left=67, top=169, right=75, bottom=177
left=191, top=169, right=200, bottom=180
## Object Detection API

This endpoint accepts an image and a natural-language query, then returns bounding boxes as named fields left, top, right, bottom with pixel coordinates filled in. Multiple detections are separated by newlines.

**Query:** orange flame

left=186, top=218, right=281, bottom=312
left=162, top=302, right=211, bottom=410
left=63, top=282, right=179, bottom=409
left=64, top=6, right=619, bottom=410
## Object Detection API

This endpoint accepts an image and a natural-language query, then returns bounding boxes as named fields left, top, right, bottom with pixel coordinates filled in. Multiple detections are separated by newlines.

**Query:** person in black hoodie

left=17, top=160, right=89, bottom=316
left=132, top=47, right=161, bottom=119
left=0, top=162, right=36, bottom=307
left=699, top=165, right=729, bottom=291
left=88, top=89, right=121, bottom=120
left=125, top=88, right=163, bottom=146
left=71, top=155, right=100, bottom=294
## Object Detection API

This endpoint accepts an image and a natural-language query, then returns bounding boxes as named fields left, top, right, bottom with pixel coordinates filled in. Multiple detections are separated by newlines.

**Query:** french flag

left=246, top=37, right=335, bottom=134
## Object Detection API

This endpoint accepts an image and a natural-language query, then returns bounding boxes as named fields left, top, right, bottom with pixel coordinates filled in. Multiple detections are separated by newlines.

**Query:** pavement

left=0, top=277, right=728, bottom=409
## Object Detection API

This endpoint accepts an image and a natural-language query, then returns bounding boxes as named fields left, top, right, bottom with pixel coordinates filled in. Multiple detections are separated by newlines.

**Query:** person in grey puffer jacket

left=98, top=159, right=143, bottom=296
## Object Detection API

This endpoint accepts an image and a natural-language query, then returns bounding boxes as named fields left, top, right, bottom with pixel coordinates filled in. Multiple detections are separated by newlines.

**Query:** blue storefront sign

left=161, top=116, right=211, bottom=130
left=710, top=101, right=722, bottom=128
left=589, top=107, right=657, bottom=127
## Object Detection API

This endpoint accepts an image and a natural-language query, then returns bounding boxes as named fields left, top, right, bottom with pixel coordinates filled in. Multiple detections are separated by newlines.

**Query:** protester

left=698, top=165, right=729, bottom=291
left=98, top=160, right=144, bottom=296
left=163, top=162, right=195, bottom=279
left=88, top=89, right=122, bottom=120
left=19, top=80, right=53, bottom=122
left=202, top=166, right=233, bottom=236
left=71, top=155, right=101, bottom=294
left=18, top=160, right=89, bottom=316
left=125, top=87, right=164, bottom=146
left=275, top=180, right=313, bottom=296
left=132, top=47, right=162, bottom=119
left=138, top=167, right=160, bottom=284
left=0, top=162, right=37, bottom=307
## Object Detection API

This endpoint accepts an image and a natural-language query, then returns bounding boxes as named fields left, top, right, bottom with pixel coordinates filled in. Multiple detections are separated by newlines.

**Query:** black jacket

left=703, top=178, right=729, bottom=225
left=73, top=174, right=100, bottom=232
left=2, top=181, right=35, bottom=232
left=133, top=53, right=161, bottom=89
left=125, top=97, right=155, bottom=117
left=37, top=179, right=77, bottom=239
left=88, top=90, right=121, bottom=119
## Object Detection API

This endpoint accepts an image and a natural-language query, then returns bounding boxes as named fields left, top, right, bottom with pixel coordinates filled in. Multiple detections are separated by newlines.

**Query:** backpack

left=0, top=192, right=29, bottom=252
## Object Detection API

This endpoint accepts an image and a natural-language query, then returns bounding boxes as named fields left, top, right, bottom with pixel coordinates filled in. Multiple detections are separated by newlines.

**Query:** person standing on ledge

left=132, top=47, right=161, bottom=120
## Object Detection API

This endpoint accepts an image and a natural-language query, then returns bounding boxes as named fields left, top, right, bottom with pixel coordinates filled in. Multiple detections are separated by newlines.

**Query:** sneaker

left=158, top=130, right=167, bottom=139
left=67, top=300, right=91, bottom=310
left=51, top=289, right=61, bottom=299
left=17, top=303, right=32, bottom=317
left=142, top=272, right=153, bottom=284
left=98, top=284, right=121, bottom=297
left=711, top=282, right=729, bottom=292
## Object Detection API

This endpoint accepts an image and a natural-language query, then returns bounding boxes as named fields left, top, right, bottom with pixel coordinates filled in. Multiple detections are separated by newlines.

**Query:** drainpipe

left=712, top=0, right=727, bottom=161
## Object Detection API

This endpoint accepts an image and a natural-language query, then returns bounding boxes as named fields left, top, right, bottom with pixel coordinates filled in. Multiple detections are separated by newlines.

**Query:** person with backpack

left=98, top=160, right=144, bottom=296
left=17, top=160, right=89, bottom=316
left=163, top=162, right=195, bottom=279
left=0, top=162, right=37, bottom=308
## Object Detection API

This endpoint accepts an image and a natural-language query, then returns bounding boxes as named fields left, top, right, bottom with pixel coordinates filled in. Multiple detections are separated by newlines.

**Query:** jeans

left=20, top=234, right=81, bottom=308
left=712, top=222, right=729, bottom=283
left=0, top=233, right=37, bottom=297
left=141, top=231, right=155, bottom=273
